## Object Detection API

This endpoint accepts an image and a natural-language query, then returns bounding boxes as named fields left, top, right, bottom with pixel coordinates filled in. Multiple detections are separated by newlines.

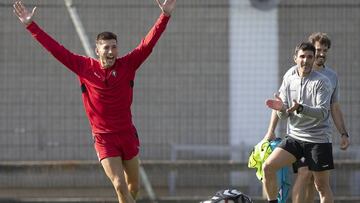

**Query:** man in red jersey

left=13, top=1, right=176, bottom=202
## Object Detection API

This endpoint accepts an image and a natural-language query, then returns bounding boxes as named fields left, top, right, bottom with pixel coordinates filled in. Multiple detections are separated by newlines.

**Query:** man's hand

left=266, top=94, right=284, bottom=111
left=286, top=99, right=300, bottom=113
left=340, top=135, right=350, bottom=150
left=13, top=1, right=36, bottom=26
left=264, top=131, right=276, bottom=141
left=155, top=0, right=176, bottom=16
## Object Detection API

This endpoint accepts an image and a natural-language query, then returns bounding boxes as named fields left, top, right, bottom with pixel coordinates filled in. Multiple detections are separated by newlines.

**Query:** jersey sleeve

left=121, top=13, right=170, bottom=71
left=26, top=22, right=89, bottom=76
left=330, top=74, right=339, bottom=104
left=276, top=77, right=290, bottom=119
left=301, top=78, right=331, bottom=119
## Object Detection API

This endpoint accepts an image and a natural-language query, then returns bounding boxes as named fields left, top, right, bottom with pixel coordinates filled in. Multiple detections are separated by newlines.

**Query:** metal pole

left=140, top=165, right=158, bottom=203
left=64, top=0, right=95, bottom=58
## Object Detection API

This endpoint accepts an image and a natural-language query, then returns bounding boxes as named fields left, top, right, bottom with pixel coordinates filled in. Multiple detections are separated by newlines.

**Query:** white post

left=229, top=0, right=279, bottom=184
left=64, top=0, right=95, bottom=58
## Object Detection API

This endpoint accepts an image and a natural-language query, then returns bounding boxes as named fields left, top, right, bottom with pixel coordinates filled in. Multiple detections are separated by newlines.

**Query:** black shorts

left=292, top=157, right=307, bottom=173
left=278, top=136, right=334, bottom=172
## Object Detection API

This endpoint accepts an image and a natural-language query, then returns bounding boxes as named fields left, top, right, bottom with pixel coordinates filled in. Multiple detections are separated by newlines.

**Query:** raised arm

left=155, top=0, right=176, bottom=16
left=13, top=0, right=36, bottom=26
left=124, top=0, right=176, bottom=71
left=13, top=1, right=88, bottom=76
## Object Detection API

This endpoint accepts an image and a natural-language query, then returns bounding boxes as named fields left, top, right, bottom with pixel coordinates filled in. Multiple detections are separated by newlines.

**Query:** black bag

left=200, top=188, right=253, bottom=203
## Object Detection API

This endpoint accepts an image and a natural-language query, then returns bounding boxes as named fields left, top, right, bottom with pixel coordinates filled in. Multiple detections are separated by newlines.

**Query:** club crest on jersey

left=111, top=70, right=117, bottom=77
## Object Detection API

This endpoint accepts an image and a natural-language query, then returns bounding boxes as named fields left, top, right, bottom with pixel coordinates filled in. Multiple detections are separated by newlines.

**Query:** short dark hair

left=294, top=42, right=316, bottom=56
left=308, top=32, right=331, bottom=49
left=96, top=32, right=117, bottom=43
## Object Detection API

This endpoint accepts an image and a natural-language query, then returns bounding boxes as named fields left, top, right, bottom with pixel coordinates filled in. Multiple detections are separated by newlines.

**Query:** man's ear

left=95, top=47, right=99, bottom=56
left=293, top=54, right=297, bottom=63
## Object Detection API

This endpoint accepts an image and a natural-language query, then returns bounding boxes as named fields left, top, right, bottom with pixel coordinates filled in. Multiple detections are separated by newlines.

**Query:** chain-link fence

left=0, top=0, right=359, bottom=201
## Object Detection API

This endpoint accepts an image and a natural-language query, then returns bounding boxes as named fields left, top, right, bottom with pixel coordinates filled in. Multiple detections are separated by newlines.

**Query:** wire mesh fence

left=0, top=0, right=360, bottom=201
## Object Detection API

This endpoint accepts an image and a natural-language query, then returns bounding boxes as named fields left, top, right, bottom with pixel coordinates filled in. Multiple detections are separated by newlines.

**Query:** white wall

left=229, top=0, right=279, bottom=161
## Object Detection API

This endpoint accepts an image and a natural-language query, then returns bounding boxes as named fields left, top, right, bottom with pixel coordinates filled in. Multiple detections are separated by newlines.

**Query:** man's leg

left=123, top=155, right=140, bottom=199
left=304, top=173, right=316, bottom=203
left=101, top=157, right=135, bottom=203
left=313, top=170, right=333, bottom=203
left=292, top=166, right=315, bottom=203
left=263, top=147, right=296, bottom=202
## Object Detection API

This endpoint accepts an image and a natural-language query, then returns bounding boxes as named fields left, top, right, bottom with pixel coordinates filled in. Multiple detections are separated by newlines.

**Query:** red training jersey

left=26, top=14, right=170, bottom=134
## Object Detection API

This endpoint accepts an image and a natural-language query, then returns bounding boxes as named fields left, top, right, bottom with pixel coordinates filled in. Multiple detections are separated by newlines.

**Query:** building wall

left=0, top=0, right=360, bottom=197
left=0, top=0, right=229, bottom=161
left=0, top=0, right=359, bottom=161
left=278, top=0, right=360, bottom=147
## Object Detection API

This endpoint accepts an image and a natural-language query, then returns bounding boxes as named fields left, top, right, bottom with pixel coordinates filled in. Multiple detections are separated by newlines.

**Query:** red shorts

left=93, top=127, right=140, bottom=161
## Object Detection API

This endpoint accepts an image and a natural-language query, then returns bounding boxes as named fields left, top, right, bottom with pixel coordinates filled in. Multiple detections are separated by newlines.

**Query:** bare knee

left=263, top=161, right=277, bottom=178
left=314, top=180, right=329, bottom=195
left=128, top=182, right=139, bottom=198
left=298, top=168, right=313, bottom=184
left=112, top=177, right=130, bottom=195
